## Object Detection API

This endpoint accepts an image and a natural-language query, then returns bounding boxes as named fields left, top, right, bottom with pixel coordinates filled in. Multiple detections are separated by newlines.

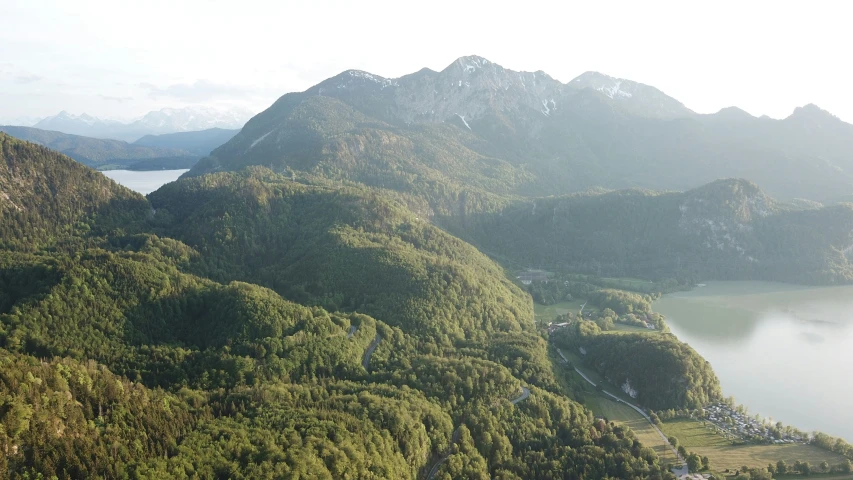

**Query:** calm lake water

left=102, top=169, right=188, bottom=195
left=655, top=281, right=853, bottom=441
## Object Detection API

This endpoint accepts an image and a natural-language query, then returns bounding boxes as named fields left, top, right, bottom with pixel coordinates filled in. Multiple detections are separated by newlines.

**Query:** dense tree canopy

left=0, top=140, right=679, bottom=479
left=554, top=322, right=722, bottom=410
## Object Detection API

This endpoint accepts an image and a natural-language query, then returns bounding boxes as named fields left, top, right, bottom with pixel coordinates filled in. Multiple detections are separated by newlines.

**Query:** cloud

left=98, top=94, right=133, bottom=103
left=15, top=74, right=42, bottom=84
left=141, top=79, right=255, bottom=102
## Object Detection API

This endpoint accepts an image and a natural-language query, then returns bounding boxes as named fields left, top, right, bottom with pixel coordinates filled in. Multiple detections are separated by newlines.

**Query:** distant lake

left=655, top=281, right=853, bottom=441
left=102, top=169, right=188, bottom=195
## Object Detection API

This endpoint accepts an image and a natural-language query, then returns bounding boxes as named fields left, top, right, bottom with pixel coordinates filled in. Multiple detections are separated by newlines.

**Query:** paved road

left=425, top=426, right=462, bottom=480
left=362, top=334, right=382, bottom=370
left=556, top=348, right=685, bottom=472
left=511, top=386, right=531, bottom=405
left=425, top=386, right=531, bottom=479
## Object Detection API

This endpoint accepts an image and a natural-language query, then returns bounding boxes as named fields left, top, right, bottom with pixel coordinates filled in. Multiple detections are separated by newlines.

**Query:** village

left=703, top=403, right=808, bottom=444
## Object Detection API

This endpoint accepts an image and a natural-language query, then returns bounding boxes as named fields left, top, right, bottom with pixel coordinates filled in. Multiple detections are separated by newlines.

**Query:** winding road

left=425, top=426, right=462, bottom=480
left=556, top=348, right=685, bottom=473
left=358, top=335, right=531, bottom=479
left=424, top=386, right=531, bottom=479
left=362, top=334, right=382, bottom=370
left=511, top=386, right=531, bottom=405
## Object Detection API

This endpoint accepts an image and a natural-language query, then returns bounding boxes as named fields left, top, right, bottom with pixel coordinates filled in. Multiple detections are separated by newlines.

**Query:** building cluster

left=704, top=403, right=806, bottom=444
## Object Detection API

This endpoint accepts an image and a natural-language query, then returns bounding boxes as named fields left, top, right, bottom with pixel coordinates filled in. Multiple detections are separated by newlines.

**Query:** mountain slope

left=150, top=166, right=532, bottom=340
left=468, top=179, right=853, bottom=284
left=0, top=126, right=196, bottom=170
left=186, top=55, right=853, bottom=203
left=0, top=140, right=680, bottom=479
left=132, top=127, right=239, bottom=156
left=0, top=133, right=149, bottom=251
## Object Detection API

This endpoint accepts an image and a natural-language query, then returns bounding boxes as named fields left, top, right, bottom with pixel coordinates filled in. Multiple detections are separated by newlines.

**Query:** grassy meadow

left=660, top=419, right=847, bottom=473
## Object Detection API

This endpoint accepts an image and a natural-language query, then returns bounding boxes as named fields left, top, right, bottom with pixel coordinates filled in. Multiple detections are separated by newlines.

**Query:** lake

left=102, top=169, right=188, bottom=195
left=655, top=281, right=853, bottom=442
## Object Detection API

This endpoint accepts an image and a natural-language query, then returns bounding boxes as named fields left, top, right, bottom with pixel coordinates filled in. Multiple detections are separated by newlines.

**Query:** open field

left=661, top=419, right=847, bottom=472
left=534, top=299, right=587, bottom=323
left=557, top=348, right=640, bottom=404
left=553, top=347, right=681, bottom=465
left=775, top=475, right=853, bottom=480
left=695, top=444, right=847, bottom=473
left=660, top=418, right=730, bottom=447
left=588, top=395, right=678, bottom=464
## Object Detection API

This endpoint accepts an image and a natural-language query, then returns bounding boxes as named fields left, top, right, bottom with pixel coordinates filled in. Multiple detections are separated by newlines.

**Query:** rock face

left=678, top=179, right=775, bottom=256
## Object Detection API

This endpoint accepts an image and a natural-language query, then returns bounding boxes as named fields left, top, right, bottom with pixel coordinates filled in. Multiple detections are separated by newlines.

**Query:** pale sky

left=2, top=0, right=851, bottom=123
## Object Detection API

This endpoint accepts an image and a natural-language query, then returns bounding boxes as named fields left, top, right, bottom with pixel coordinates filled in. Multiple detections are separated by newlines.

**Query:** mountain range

left=0, top=125, right=238, bottom=170
left=32, top=106, right=253, bottom=142
left=132, top=127, right=239, bottom=156
left=2, top=132, right=695, bottom=478
left=188, top=55, right=853, bottom=204
left=3, top=44, right=853, bottom=477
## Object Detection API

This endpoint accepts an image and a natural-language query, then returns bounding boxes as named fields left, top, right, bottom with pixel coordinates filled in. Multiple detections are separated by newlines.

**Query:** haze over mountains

left=190, top=55, right=853, bottom=204
left=0, top=125, right=237, bottom=170
left=31, top=106, right=252, bottom=142
left=4, top=49, right=853, bottom=477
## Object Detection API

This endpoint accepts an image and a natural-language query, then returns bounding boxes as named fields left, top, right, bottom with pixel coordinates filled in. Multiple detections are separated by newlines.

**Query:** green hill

left=0, top=133, right=150, bottom=251
left=466, top=179, right=853, bottom=284
left=150, top=166, right=531, bottom=341
left=0, top=136, right=679, bottom=479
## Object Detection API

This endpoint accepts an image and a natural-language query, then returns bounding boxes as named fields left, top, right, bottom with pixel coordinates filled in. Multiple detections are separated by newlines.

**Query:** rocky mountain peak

left=568, top=71, right=693, bottom=119
left=570, top=71, right=635, bottom=99
left=788, top=103, right=839, bottom=124
left=447, top=55, right=494, bottom=73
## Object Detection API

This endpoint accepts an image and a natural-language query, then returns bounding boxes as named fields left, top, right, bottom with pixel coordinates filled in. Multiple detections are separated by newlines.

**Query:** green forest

left=1, top=133, right=689, bottom=478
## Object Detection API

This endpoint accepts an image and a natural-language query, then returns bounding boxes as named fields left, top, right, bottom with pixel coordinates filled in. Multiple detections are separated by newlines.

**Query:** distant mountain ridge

left=188, top=55, right=853, bottom=204
left=132, top=128, right=239, bottom=156
left=468, top=178, right=853, bottom=284
left=33, top=106, right=253, bottom=142
left=0, top=126, right=198, bottom=170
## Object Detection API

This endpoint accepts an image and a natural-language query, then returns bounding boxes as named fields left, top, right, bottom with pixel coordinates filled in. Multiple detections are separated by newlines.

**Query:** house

left=516, top=270, right=554, bottom=285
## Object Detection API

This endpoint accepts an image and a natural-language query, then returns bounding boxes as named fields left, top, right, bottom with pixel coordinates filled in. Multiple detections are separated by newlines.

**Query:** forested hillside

left=0, top=133, right=149, bottom=251
left=468, top=179, right=853, bottom=284
left=171, top=56, right=853, bottom=286
left=553, top=322, right=722, bottom=410
left=0, top=140, right=681, bottom=478
left=149, top=167, right=532, bottom=342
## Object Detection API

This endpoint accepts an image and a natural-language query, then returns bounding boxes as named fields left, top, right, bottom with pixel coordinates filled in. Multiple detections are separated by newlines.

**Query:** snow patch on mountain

left=249, top=130, right=274, bottom=150
left=455, top=114, right=471, bottom=130
left=597, top=80, right=633, bottom=99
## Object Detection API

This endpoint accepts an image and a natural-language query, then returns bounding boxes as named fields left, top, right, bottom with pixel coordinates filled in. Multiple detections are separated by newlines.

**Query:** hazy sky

left=2, top=0, right=851, bottom=123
